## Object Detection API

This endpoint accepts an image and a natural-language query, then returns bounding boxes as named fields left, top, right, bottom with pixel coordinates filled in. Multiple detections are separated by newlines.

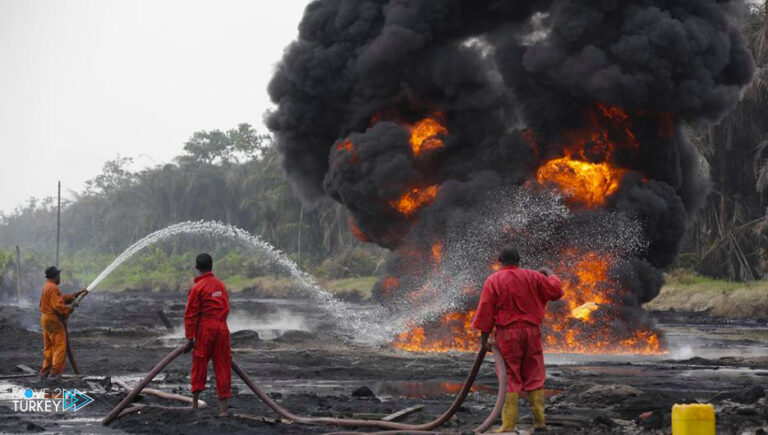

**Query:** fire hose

left=61, top=290, right=90, bottom=375
left=103, top=343, right=507, bottom=433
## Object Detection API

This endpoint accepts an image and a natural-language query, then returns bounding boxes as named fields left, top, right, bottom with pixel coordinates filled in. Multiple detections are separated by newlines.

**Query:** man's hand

left=480, top=332, right=490, bottom=351
left=183, top=339, right=195, bottom=353
left=486, top=334, right=497, bottom=352
left=538, top=267, right=554, bottom=277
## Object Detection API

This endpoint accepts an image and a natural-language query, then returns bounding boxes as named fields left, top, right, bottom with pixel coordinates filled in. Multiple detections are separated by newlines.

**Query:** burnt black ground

left=0, top=290, right=766, bottom=434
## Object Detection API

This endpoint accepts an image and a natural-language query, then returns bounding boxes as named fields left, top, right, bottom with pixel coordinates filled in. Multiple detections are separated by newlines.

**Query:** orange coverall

left=39, top=280, right=74, bottom=375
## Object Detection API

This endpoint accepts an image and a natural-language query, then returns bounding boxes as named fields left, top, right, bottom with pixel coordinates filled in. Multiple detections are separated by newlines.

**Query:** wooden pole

left=56, top=181, right=61, bottom=267
left=15, top=246, right=21, bottom=301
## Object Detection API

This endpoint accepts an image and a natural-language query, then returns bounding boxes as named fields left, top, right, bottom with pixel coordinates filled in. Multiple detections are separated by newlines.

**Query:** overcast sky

left=0, top=0, right=310, bottom=213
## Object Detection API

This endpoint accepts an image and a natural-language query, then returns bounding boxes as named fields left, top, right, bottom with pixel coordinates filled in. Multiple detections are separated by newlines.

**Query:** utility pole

left=15, top=245, right=21, bottom=302
left=56, top=181, right=61, bottom=267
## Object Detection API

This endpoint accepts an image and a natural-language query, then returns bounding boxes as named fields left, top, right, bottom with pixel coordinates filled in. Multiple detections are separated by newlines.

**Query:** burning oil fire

left=390, top=104, right=664, bottom=355
left=395, top=311, right=479, bottom=353
left=409, top=114, right=447, bottom=156
left=534, top=104, right=635, bottom=206
left=432, top=242, right=443, bottom=264
left=536, top=157, right=625, bottom=206
left=348, top=217, right=369, bottom=242
left=390, top=185, right=439, bottom=216
left=336, top=139, right=359, bottom=163
left=571, top=302, right=599, bottom=321
left=393, top=248, right=664, bottom=354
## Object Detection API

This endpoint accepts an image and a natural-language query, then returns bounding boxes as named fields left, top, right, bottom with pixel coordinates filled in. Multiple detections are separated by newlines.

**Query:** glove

left=183, top=339, right=195, bottom=353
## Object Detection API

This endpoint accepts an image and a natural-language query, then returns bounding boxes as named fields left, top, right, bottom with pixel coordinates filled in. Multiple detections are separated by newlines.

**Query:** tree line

left=0, top=124, right=383, bottom=297
left=0, top=4, right=766, bottom=295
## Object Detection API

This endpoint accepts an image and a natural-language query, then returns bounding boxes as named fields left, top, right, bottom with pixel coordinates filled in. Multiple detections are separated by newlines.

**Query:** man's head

left=44, top=266, right=61, bottom=285
left=498, top=246, right=520, bottom=266
left=195, top=253, right=213, bottom=273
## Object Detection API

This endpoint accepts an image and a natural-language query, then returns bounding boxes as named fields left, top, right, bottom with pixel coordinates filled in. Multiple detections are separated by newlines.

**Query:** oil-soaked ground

left=0, top=290, right=766, bottom=434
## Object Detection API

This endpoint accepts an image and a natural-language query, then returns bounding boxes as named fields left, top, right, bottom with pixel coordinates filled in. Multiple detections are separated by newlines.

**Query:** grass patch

left=645, top=269, right=768, bottom=318
left=226, top=275, right=378, bottom=300
left=322, top=276, right=377, bottom=299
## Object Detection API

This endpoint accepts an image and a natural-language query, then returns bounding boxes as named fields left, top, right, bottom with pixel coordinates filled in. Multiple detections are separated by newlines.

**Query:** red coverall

left=184, top=272, right=231, bottom=399
left=471, top=265, right=564, bottom=393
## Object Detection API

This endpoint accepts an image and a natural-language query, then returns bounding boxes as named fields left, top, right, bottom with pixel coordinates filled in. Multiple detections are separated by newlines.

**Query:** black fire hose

left=232, top=344, right=507, bottom=433
left=63, top=318, right=80, bottom=375
left=62, top=291, right=89, bottom=375
left=102, top=343, right=507, bottom=433
left=102, top=344, right=187, bottom=425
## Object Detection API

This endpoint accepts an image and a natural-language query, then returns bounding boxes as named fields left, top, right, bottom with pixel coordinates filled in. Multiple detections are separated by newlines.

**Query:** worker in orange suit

left=183, top=253, right=231, bottom=417
left=39, top=266, right=87, bottom=382
left=472, top=247, right=564, bottom=433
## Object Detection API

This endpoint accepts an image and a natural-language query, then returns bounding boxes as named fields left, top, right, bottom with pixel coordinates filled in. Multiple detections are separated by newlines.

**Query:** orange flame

left=336, top=139, right=359, bottom=163
left=394, top=311, right=479, bottom=352
left=409, top=115, right=447, bottom=156
left=432, top=242, right=443, bottom=264
left=533, top=104, right=643, bottom=206
left=392, top=250, right=664, bottom=355
left=571, top=301, right=599, bottom=321
left=381, top=276, right=400, bottom=290
left=348, top=217, right=368, bottom=242
left=536, top=155, right=626, bottom=206
left=558, top=251, right=611, bottom=311
left=390, top=185, right=439, bottom=216
left=388, top=103, right=665, bottom=355
left=595, top=103, right=638, bottom=148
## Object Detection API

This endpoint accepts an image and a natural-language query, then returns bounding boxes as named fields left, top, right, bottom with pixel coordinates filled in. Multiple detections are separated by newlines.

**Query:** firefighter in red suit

left=183, top=253, right=231, bottom=417
left=472, top=247, right=564, bottom=432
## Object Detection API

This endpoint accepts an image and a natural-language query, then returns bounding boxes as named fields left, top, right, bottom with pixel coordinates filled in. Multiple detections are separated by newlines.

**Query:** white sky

left=0, top=0, right=310, bottom=213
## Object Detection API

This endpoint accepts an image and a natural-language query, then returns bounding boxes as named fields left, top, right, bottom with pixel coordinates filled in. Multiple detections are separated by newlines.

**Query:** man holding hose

left=38, top=266, right=87, bottom=382
left=472, top=247, right=564, bottom=433
left=183, top=253, right=231, bottom=417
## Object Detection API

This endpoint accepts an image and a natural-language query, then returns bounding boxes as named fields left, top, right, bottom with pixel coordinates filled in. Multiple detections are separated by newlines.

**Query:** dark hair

left=44, top=266, right=61, bottom=279
left=499, top=246, right=520, bottom=266
left=195, top=253, right=213, bottom=272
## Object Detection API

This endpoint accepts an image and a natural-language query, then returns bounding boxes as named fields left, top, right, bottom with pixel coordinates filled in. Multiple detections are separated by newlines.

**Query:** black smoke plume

left=267, top=0, right=755, bottom=348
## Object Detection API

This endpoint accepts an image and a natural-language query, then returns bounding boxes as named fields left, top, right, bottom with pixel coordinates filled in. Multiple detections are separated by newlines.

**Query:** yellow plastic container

left=672, top=403, right=715, bottom=435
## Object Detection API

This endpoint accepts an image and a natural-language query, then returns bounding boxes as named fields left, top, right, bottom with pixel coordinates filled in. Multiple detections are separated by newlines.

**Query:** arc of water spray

left=81, top=220, right=389, bottom=341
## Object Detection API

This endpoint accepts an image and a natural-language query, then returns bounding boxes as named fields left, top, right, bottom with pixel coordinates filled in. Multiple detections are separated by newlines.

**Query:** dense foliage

left=681, top=3, right=768, bottom=280
left=0, top=5, right=766, bottom=298
left=0, top=124, right=383, bottom=297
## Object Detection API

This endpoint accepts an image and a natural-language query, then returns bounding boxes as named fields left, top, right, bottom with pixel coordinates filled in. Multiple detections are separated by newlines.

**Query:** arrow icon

left=63, top=389, right=94, bottom=411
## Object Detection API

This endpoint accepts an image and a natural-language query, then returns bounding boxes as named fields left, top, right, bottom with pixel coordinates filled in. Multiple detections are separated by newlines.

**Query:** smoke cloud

left=267, top=0, right=755, bottom=345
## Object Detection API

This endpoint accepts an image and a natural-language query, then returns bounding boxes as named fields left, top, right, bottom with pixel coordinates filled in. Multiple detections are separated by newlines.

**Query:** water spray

left=68, top=220, right=388, bottom=340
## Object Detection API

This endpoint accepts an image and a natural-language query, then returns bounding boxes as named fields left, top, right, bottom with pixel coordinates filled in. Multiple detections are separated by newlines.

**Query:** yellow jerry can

left=672, top=403, right=715, bottom=435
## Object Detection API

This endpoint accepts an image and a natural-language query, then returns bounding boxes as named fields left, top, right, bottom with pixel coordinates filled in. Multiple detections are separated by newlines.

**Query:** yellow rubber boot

left=528, top=389, right=547, bottom=431
left=493, top=392, right=519, bottom=433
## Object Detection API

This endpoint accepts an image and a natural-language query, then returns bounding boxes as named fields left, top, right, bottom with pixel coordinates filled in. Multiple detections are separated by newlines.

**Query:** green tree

left=179, top=123, right=270, bottom=164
